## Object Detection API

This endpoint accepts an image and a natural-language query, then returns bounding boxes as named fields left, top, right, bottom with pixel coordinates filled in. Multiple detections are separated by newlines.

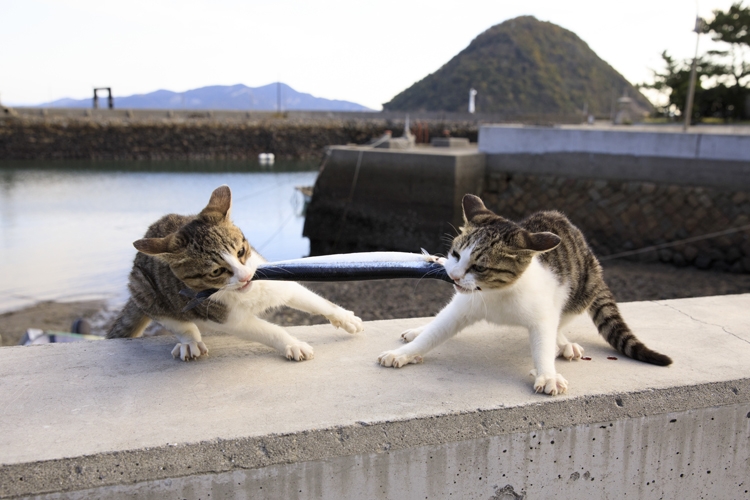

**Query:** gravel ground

left=2, top=260, right=749, bottom=347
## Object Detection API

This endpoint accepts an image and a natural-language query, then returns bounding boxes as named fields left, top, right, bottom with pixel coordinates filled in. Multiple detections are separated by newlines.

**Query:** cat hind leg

left=159, top=318, right=208, bottom=361
left=556, top=331, right=584, bottom=361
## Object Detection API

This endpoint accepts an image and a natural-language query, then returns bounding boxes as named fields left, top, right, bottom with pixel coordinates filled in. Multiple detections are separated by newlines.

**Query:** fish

left=180, top=252, right=452, bottom=312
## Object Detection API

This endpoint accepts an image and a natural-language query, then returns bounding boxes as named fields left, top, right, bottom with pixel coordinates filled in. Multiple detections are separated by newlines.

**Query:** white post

left=469, top=88, right=477, bottom=114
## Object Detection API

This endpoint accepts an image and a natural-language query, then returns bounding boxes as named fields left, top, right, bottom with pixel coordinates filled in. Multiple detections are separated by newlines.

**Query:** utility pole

left=683, top=16, right=704, bottom=131
left=277, top=81, right=281, bottom=114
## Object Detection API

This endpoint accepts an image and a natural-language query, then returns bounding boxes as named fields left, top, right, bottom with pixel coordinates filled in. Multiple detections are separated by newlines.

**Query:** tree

left=642, top=3, right=750, bottom=121
left=702, top=1, right=750, bottom=88
left=640, top=52, right=711, bottom=118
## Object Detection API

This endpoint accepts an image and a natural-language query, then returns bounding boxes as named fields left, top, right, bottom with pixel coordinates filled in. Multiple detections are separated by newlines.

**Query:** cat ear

left=201, top=185, right=232, bottom=220
left=462, top=194, right=494, bottom=224
left=133, top=235, right=181, bottom=255
left=522, top=231, right=561, bottom=253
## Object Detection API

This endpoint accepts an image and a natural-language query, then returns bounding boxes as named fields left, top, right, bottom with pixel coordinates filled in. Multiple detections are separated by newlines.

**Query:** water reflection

left=0, top=160, right=318, bottom=313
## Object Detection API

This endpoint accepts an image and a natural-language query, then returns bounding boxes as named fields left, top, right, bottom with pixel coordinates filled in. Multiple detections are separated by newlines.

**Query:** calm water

left=0, top=160, right=319, bottom=313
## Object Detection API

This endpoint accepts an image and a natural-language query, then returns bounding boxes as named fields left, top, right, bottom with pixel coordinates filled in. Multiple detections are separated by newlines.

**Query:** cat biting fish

left=378, top=194, right=671, bottom=396
left=107, top=185, right=364, bottom=360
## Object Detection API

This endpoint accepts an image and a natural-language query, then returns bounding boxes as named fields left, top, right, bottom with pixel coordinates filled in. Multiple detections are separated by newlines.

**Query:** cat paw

left=328, top=310, right=364, bottom=334
left=401, top=327, right=424, bottom=343
left=285, top=342, right=314, bottom=361
left=530, top=369, right=568, bottom=396
left=559, top=342, right=584, bottom=361
left=171, top=341, right=208, bottom=361
left=428, top=255, right=447, bottom=265
left=378, top=350, right=423, bottom=368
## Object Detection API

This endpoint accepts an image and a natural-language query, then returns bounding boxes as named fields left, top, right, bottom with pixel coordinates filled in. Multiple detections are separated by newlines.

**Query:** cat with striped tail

left=378, top=194, right=671, bottom=395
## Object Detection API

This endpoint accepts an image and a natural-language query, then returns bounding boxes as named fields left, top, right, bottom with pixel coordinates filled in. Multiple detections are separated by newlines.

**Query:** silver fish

left=181, top=252, right=452, bottom=312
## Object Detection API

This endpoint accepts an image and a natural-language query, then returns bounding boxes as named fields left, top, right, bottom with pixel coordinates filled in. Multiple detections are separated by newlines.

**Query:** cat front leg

left=528, top=322, right=568, bottom=395
left=224, top=316, right=314, bottom=361
left=379, top=295, right=479, bottom=368
left=158, top=318, right=209, bottom=361
left=281, top=283, right=364, bottom=334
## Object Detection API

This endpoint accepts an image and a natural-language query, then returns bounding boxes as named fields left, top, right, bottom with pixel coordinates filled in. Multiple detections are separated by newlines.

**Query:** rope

left=332, top=134, right=392, bottom=250
left=598, top=223, right=750, bottom=262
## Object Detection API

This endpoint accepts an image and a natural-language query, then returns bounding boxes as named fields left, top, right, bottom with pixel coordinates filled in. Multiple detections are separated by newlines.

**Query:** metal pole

left=683, top=16, right=703, bottom=131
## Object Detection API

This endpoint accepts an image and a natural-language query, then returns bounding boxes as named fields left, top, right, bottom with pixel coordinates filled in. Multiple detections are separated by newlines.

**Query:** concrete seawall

left=1, top=294, right=749, bottom=498
left=303, top=146, right=485, bottom=255
left=304, top=125, right=750, bottom=272
left=478, top=125, right=750, bottom=272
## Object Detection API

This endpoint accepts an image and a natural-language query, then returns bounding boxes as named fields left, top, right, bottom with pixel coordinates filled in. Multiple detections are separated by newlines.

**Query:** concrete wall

left=303, top=146, right=486, bottom=255
left=479, top=124, right=750, bottom=162
left=479, top=125, right=750, bottom=271
left=1, top=294, right=749, bottom=499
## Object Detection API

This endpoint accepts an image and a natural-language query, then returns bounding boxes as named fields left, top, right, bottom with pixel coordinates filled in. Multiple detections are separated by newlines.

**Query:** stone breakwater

left=0, top=115, right=478, bottom=161
left=482, top=172, right=750, bottom=273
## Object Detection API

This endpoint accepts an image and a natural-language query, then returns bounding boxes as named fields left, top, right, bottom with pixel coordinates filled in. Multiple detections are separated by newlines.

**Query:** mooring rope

left=598, top=223, right=750, bottom=262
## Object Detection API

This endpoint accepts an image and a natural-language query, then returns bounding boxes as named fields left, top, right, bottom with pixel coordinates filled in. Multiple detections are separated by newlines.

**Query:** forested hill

left=383, top=16, right=652, bottom=116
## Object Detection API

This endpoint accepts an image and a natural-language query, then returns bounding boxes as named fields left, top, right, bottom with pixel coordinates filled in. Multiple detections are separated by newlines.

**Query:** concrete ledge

left=478, top=124, right=750, bottom=162
left=1, top=294, right=750, bottom=498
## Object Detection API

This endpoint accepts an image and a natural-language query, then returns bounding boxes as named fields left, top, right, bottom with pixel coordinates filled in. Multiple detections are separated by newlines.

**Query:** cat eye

left=237, top=246, right=246, bottom=258
left=472, top=264, right=487, bottom=273
left=451, top=250, right=460, bottom=260
left=210, top=267, right=226, bottom=277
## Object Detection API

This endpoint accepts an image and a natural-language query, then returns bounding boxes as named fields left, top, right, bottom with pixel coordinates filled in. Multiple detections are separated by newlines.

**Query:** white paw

left=171, top=341, right=208, bottom=361
left=530, top=369, right=568, bottom=396
left=428, top=255, right=447, bottom=265
left=328, top=309, right=364, bottom=334
left=285, top=341, right=314, bottom=361
left=559, top=342, right=584, bottom=361
left=378, top=349, right=423, bottom=368
left=401, top=327, right=424, bottom=343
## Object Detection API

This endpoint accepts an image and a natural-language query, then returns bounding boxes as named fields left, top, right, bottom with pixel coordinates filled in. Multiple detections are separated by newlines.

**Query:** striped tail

left=107, top=299, right=151, bottom=339
left=588, top=289, right=672, bottom=366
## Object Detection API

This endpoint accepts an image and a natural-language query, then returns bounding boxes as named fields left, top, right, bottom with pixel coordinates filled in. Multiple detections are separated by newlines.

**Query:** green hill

left=383, top=16, right=652, bottom=116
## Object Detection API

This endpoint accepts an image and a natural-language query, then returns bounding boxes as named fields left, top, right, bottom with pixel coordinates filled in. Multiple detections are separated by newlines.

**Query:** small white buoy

left=259, top=152, right=275, bottom=166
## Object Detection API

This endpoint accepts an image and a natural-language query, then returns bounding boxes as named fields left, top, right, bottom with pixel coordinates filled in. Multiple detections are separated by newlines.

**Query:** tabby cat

left=378, top=194, right=671, bottom=395
left=107, top=185, right=364, bottom=360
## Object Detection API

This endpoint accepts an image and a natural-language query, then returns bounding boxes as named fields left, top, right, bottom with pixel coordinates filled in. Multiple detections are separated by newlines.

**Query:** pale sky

left=0, top=0, right=741, bottom=110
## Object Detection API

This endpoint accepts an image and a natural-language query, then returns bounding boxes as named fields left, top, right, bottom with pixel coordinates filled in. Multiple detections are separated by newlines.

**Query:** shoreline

left=2, top=259, right=749, bottom=347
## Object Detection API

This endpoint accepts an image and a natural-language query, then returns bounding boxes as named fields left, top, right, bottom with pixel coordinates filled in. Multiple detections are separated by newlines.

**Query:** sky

left=0, top=0, right=742, bottom=110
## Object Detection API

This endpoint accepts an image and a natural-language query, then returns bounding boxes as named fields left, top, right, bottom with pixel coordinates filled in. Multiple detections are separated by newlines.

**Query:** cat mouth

left=237, top=281, right=253, bottom=292
left=453, top=283, right=480, bottom=293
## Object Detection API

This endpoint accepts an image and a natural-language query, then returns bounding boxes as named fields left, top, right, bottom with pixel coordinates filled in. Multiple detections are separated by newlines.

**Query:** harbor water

left=0, top=160, right=318, bottom=313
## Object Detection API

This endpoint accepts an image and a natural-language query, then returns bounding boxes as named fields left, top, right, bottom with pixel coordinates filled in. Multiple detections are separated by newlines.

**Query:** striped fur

left=108, top=185, right=364, bottom=361
left=378, top=194, right=670, bottom=396
left=463, top=196, right=672, bottom=366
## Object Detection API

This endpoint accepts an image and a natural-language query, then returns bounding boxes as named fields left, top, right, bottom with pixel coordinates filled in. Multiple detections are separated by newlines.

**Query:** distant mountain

left=39, top=83, right=372, bottom=112
left=383, top=16, right=652, bottom=116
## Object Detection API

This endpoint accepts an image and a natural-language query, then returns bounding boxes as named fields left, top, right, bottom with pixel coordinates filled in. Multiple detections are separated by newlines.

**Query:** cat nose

left=448, top=270, right=463, bottom=281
